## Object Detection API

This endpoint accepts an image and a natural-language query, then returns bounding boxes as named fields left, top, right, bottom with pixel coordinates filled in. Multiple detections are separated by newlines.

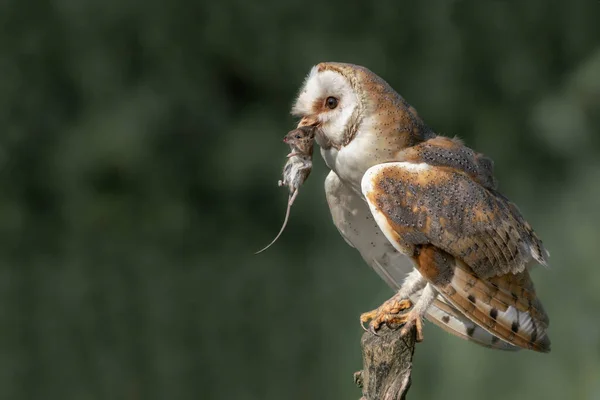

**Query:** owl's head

left=291, top=62, right=363, bottom=147
left=290, top=62, right=431, bottom=150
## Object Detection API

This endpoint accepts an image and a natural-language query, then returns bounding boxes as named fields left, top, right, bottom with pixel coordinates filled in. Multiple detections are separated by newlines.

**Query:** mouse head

left=283, top=126, right=315, bottom=144
left=283, top=126, right=315, bottom=155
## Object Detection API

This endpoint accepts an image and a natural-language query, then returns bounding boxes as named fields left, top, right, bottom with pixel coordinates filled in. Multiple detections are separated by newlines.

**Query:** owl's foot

left=360, top=297, right=415, bottom=335
left=399, top=311, right=424, bottom=342
left=360, top=300, right=424, bottom=342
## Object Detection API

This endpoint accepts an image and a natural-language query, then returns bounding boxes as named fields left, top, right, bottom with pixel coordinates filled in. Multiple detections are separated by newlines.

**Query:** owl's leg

left=398, top=283, right=438, bottom=342
left=397, top=269, right=427, bottom=298
left=360, top=270, right=427, bottom=336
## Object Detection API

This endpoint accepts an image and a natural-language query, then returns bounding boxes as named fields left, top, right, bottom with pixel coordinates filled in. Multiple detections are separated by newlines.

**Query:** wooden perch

left=354, top=326, right=416, bottom=400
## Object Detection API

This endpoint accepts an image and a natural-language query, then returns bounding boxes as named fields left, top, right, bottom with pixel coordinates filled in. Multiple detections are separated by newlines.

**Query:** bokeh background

left=1, top=0, right=599, bottom=399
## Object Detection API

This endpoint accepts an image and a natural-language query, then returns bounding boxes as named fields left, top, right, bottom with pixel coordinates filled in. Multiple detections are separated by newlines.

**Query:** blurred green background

left=1, top=0, right=599, bottom=399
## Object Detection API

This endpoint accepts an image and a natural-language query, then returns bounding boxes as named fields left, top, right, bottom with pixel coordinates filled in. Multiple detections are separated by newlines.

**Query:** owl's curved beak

left=297, top=115, right=320, bottom=129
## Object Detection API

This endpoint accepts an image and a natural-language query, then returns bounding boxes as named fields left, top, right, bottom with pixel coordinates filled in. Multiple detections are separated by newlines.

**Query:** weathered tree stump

left=354, top=326, right=416, bottom=400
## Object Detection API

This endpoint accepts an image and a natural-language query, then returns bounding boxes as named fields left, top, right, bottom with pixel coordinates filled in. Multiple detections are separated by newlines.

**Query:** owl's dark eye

left=325, top=96, right=338, bottom=109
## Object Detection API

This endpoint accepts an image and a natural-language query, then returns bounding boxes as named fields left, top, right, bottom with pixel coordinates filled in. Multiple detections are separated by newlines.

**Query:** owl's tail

left=416, top=246, right=551, bottom=353
left=420, top=295, right=520, bottom=351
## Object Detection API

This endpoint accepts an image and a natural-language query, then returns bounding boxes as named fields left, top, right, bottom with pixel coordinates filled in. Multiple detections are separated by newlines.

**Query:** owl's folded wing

left=360, top=161, right=551, bottom=352
left=360, top=161, right=548, bottom=278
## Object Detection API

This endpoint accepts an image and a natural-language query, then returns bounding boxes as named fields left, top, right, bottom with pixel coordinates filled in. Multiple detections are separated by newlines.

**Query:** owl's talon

left=360, top=315, right=376, bottom=335
left=359, top=297, right=413, bottom=334
left=365, top=324, right=380, bottom=336
left=399, top=312, right=424, bottom=342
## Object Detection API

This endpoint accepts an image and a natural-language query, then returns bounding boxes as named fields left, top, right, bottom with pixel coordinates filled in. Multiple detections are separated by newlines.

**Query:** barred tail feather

left=414, top=245, right=551, bottom=353
left=424, top=297, right=519, bottom=351
left=437, top=259, right=551, bottom=353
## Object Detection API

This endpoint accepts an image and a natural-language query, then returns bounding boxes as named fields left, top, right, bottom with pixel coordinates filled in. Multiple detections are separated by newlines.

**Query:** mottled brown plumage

left=361, top=156, right=551, bottom=352
left=287, top=62, right=551, bottom=352
left=365, top=150, right=548, bottom=278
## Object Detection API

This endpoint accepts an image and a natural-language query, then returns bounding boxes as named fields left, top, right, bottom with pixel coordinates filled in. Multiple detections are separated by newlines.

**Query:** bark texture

left=354, top=326, right=416, bottom=400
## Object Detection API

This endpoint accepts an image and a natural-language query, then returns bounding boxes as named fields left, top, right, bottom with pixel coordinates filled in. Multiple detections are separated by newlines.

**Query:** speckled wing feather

left=324, top=170, right=517, bottom=350
left=362, top=156, right=548, bottom=278
left=360, top=158, right=551, bottom=352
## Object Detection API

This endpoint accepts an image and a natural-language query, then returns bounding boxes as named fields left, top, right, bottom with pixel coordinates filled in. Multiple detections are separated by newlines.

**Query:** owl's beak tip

left=297, top=115, right=319, bottom=129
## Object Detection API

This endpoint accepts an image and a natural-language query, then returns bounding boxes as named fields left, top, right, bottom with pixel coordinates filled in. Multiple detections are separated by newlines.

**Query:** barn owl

left=291, top=62, right=551, bottom=352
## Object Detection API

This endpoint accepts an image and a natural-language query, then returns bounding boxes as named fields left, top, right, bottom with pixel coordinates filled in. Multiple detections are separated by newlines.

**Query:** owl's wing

left=362, top=160, right=548, bottom=277
left=324, top=169, right=517, bottom=351
left=361, top=161, right=551, bottom=352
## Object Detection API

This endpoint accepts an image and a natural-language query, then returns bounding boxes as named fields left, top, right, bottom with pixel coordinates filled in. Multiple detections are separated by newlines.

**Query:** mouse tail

left=254, top=190, right=298, bottom=254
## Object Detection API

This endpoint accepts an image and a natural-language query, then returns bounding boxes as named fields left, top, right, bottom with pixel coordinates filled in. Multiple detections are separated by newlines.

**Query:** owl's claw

left=400, top=312, right=424, bottom=342
left=359, top=297, right=414, bottom=335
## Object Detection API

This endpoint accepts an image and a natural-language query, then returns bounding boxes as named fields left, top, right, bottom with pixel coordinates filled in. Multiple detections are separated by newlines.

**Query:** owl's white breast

left=324, top=170, right=415, bottom=289
left=319, top=116, right=417, bottom=286
left=319, top=116, right=389, bottom=194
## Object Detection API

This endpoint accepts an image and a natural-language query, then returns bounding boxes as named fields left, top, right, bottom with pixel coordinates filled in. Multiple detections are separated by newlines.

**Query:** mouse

left=255, top=126, right=315, bottom=254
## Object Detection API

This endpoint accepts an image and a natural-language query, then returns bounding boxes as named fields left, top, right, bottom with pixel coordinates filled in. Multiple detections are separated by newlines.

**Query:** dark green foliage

left=0, top=0, right=599, bottom=399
